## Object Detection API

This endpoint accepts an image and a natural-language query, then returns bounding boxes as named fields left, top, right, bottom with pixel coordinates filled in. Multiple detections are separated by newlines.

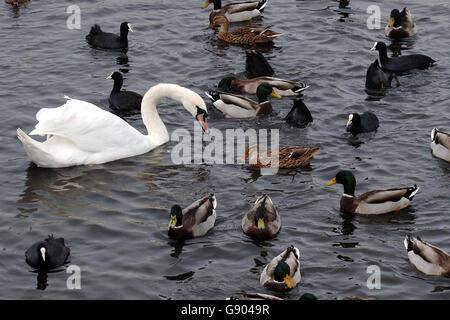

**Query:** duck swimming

left=205, top=83, right=281, bottom=118
left=207, top=15, right=282, bottom=45
left=326, top=171, right=419, bottom=215
left=430, top=128, right=450, bottom=162
left=260, top=246, right=301, bottom=292
left=168, top=194, right=217, bottom=240
left=218, top=76, right=308, bottom=96
left=371, top=41, right=435, bottom=73
left=385, top=8, right=417, bottom=39
left=242, top=195, right=280, bottom=240
left=202, top=0, right=268, bottom=24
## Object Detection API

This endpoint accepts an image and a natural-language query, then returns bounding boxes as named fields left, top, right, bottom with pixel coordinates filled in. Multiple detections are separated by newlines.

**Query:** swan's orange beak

left=197, top=114, right=210, bottom=133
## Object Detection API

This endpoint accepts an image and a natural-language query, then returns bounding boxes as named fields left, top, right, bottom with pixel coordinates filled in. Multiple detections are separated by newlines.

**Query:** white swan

left=17, top=83, right=209, bottom=168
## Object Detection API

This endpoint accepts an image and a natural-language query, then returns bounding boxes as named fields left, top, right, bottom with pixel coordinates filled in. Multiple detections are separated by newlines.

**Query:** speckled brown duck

left=206, top=15, right=282, bottom=45
left=242, top=144, right=320, bottom=169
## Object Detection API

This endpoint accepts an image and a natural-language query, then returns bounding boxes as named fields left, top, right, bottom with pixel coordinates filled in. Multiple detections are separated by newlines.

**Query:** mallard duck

left=371, top=42, right=435, bottom=73
left=202, top=0, right=268, bottom=24
left=346, top=112, right=379, bottom=135
left=205, top=83, right=281, bottom=118
left=242, top=194, right=280, bottom=240
left=285, top=99, right=313, bottom=128
left=86, top=22, right=133, bottom=50
left=228, top=291, right=283, bottom=300
left=260, top=246, right=301, bottom=292
left=246, top=50, right=274, bottom=77
left=219, top=76, right=309, bottom=96
left=404, top=235, right=450, bottom=278
left=25, top=235, right=70, bottom=270
left=326, top=171, right=419, bottom=215
left=168, top=194, right=217, bottom=240
left=206, top=15, right=282, bottom=45
left=6, top=0, right=28, bottom=4
left=365, top=59, right=399, bottom=94
left=431, top=128, right=450, bottom=162
left=107, top=72, right=143, bottom=114
left=385, top=8, right=417, bottom=39
left=242, top=144, right=320, bottom=169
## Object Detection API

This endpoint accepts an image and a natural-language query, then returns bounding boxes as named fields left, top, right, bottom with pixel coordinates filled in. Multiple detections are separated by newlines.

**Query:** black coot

left=86, top=22, right=133, bottom=50
left=371, top=41, right=435, bottom=73
left=346, top=112, right=379, bottom=134
left=285, top=99, right=313, bottom=128
left=25, top=235, right=70, bottom=270
left=245, top=50, right=274, bottom=78
left=365, top=59, right=398, bottom=93
left=107, top=71, right=143, bottom=114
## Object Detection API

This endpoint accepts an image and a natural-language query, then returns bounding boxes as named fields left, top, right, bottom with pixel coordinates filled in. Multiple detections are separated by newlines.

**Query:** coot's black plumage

left=86, top=22, right=133, bottom=50
left=371, top=41, right=435, bottom=73
left=365, top=59, right=398, bottom=93
left=245, top=50, right=274, bottom=78
left=25, top=235, right=70, bottom=270
left=346, top=112, right=379, bottom=134
left=107, top=71, right=142, bottom=114
left=285, top=99, right=313, bottom=128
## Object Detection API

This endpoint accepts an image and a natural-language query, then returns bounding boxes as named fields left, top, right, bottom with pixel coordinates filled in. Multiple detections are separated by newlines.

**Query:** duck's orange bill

left=326, top=177, right=337, bottom=186
left=284, top=275, right=294, bottom=288
left=202, top=0, right=211, bottom=9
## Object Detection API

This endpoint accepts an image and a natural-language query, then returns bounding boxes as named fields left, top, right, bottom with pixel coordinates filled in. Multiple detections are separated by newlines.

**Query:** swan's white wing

left=30, top=98, right=146, bottom=153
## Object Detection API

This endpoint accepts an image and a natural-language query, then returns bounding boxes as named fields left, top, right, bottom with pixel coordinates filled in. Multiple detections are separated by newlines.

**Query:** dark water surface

left=0, top=0, right=449, bottom=299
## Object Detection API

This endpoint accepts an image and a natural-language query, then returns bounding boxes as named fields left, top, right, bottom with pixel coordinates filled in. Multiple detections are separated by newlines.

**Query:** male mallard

left=242, top=195, right=280, bottom=240
left=219, top=76, right=309, bottom=96
left=260, top=246, right=301, bottom=292
left=206, top=15, right=282, bottom=45
left=168, top=194, right=217, bottom=240
left=205, top=83, right=281, bottom=118
left=431, top=128, right=450, bottom=163
left=242, top=144, right=320, bottom=169
left=202, top=0, right=268, bottom=24
left=326, top=171, right=419, bottom=215
left=385, top=8, right=417, bottom=39
left=404, top=235, right=450, bottom=278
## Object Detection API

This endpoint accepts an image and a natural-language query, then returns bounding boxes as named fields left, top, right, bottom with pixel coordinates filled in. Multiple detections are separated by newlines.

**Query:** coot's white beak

left=346, top=114, right=353, bottom=128
left=128, top=23, right=133, bottom=32
left=106, top=72, right=114, bottom=80
left=370, top=42, right=378, bottom=51
left=40, top=247, right=46, bottom=262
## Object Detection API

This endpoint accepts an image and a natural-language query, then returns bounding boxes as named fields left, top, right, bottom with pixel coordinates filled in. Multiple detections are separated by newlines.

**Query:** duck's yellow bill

left=202, top=0, right=211, bottom=9
left=169, top=216, right=177, bottom=228
left=284, top=274, right=294, bottom=288
left=271, top=91, right=282, bottom=98
left=326, top=177, right=337, bottom=186
left=388, top=17, right=395, bottom=27
left=257, top=218, right=265, bottom=229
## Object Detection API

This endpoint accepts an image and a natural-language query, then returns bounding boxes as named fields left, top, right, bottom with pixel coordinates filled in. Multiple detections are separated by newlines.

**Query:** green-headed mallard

left=242, top=194, right=280, bottom=240
left=242, top=144, right=320, bottom=169
left=168, top=194, right=217, bottom=240
left=205, top=83, right=281, bottom=118
left=431, top=128, right=450, bottom=163
left=385, top=8, right=417, bottom=39
left=219, top=76, right=309, bottom=96
left=326, top=171, right=419, bottom=215
left=404, top=235, right=450, bottom=278
left=206, top=15, right=282, bottom=45
left=202, top=0, right=268, bottom=24
left=260, top=246, right=301, bottom=292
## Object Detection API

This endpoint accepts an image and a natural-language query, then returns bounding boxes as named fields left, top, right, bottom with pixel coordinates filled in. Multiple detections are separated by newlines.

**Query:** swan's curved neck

left=141, top=84, right=192, bottom=146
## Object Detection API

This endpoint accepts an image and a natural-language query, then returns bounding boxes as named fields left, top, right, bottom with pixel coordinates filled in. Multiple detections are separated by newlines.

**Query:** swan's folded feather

left=30, top=98, right=146, bottom=153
